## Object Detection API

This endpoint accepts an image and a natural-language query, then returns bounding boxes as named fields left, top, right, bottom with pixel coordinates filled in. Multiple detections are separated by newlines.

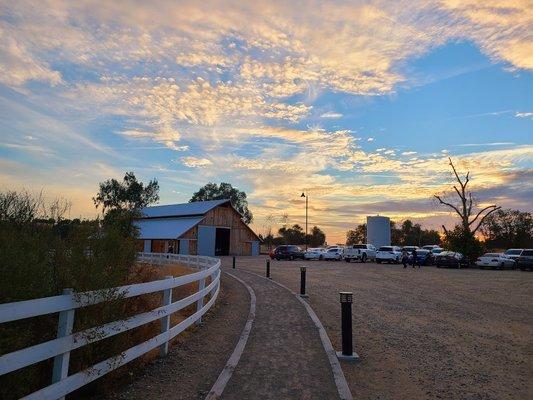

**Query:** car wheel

left=361, top=253, right=367, bottom=263
left=436, top=263, right=440, bottom=268
left=376, top=259, right=381, bottom=264
left=319, top=255, right=323, bottom=260
left=345, top=258, right=350, bottom=263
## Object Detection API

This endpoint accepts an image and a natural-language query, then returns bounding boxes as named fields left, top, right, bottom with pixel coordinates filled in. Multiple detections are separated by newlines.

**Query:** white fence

left=0, top=252, right=221, bottom=400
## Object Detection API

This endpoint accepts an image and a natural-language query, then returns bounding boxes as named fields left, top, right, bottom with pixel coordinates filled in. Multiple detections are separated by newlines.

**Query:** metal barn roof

left=141, top=199, right=231, bottom=218
left=136, top=217, right=203, bottom=239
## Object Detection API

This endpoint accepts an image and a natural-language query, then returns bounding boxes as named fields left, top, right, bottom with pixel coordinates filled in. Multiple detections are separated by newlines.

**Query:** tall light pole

left=301, top=191, right=308, bottom=250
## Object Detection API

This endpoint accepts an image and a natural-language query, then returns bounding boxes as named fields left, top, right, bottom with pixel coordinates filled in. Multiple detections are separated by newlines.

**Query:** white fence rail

left=0, top=252, right=221, bottom=400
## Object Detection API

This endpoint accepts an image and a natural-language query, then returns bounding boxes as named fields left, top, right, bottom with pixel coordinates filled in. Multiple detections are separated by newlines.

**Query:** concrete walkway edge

left=205, top=272, right=257, bottom=399
left=237, top=269, right=353, bottom=400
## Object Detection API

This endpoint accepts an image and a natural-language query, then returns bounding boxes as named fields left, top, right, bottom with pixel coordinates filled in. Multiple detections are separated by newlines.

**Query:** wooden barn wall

left=179, top=205, right=258, bottom=255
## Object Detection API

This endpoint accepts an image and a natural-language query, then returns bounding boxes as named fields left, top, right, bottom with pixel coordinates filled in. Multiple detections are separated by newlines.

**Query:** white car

left=401, top=246, right=420, bottom=254
left=304, top=248, right=325, bottom=260
left=475, top=253, right=516, bottom=269
left=504, top=249, right=523, bottom=262
left=376, top=246, right=402, bottom=264
left=344, top=244, right=377, bottom=263
left=422, top=245, right=440, bottom=251
left=323, top=247, right=344, bottom=261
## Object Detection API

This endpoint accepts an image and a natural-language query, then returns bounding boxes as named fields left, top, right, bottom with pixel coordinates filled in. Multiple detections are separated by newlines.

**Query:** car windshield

left=379, top=246, right=393, bottom=251
left=417, top=250, right=430, bottom=255
left=505, top=249, right=522, bottom=255
left=328, top=249, right=338, bottom=253
left=432, top=249, right=443, bottom=253
left=352, top=244, right=366, bottom=249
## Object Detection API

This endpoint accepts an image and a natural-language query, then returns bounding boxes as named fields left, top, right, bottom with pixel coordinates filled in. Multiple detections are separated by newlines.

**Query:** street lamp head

left=301, top=192, right=305, bottom=198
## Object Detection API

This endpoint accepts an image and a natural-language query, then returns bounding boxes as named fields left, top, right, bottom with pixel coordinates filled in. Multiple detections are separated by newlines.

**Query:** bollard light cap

left=300, top=266, right=307, bottom=272
left=339, top=292, right=353, bottom=303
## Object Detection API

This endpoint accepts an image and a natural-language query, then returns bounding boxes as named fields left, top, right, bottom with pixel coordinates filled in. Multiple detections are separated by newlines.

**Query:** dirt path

left=219, top=268, right=339, bottom=399
left=224, top=256, right=533, bottom=400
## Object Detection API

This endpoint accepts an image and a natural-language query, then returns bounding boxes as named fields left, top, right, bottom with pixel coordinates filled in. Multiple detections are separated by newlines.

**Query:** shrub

left=0, top=191, right=167, bottom=399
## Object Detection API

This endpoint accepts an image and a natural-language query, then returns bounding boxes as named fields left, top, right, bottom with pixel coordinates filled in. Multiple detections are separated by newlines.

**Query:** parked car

left=344, top=244, right=377, bottom=263
left=401, top=246, right=420, bottom=254
left=408, top=249, right=433, bottom=266
left=270, top=245, right=305, bottom=261
left=375, top=246, right=402, bottom=264
left=476, top=253, right=516, bottom=269
left=304, top=248, right=325, bottom=260
left=504, top=248, right=523, bottom=262
left=517, top=249, right=533, bottom=271
left=422, top=245, right=440, bottom=251
left=430, top=247, right=444, bottom=256
left=435, top=251, right=469, bottom=268
left=323, top=247, right=344, bottom=261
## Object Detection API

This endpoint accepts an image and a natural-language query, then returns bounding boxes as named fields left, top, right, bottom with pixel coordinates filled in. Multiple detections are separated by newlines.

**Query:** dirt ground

left=104, top=274, right=249, bottom=400
left=224, top=256, right=533, bottom=400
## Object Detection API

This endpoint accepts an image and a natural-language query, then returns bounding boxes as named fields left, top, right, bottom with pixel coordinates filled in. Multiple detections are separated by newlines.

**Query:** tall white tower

left=366, top=216, right=391, bottom=248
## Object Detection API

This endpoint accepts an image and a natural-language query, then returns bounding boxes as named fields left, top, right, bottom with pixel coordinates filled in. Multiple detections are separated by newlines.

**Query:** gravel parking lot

left=224, top=256, right=533, bottom=400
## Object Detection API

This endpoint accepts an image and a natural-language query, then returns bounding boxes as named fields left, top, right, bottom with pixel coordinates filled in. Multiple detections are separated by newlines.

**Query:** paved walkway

left=218, top=268, right=339, bottom=400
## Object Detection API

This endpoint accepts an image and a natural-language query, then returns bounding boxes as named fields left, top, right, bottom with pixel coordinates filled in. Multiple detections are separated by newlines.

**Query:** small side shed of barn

left=136, top=199, right=260, bottom=256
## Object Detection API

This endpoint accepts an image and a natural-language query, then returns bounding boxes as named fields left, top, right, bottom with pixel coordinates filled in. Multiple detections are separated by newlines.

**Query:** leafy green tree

left=442, top=225, right=484, bottom=260
left=307, top=226, right=326, bottom=247
left=93, top=172, right=159, bottom=213
left=94, top=172, right=159, bottom=236
left=190, top=182, right=253, bottom=224
left=278, top=224, right=306, bottom=245
left=346, top=224, right=366, bottom=245
left=480, top=209, right=532, bottom=249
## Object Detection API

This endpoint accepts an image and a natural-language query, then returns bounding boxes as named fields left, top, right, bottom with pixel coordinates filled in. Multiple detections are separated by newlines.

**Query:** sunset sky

left=1, top=1, right=532, bottom=243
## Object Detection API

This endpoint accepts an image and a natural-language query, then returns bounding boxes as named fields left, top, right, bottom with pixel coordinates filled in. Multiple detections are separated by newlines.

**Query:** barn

left=135, top=199, right=261, bottom=256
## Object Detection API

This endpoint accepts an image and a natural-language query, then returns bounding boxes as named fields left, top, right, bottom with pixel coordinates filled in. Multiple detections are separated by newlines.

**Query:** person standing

left=411, top=248, right=419, bottom=268
left=402, top=249, right=409, bottom=268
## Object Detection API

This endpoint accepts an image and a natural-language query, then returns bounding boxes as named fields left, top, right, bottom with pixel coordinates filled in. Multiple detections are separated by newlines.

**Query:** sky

left=0, top=0, right=532, bottom=243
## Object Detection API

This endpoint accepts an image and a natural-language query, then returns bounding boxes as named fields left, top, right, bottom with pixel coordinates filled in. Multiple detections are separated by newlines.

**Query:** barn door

left=215, top=228, right=230, bottom=256
left=198, top=225, right=216, bottom=256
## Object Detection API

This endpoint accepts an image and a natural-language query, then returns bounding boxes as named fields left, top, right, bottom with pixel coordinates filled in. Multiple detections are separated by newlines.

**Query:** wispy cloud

left=456, top=142, right=515, bottom=147
left=320, top=111, right=343, bottom=119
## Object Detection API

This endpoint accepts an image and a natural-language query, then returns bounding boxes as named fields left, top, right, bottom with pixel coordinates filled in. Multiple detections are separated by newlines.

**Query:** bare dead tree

left=434, top=157, right=501, bottom=235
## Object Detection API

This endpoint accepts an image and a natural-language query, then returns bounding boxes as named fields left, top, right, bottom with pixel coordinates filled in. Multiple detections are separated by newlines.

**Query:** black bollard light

left=299, top=266, right=308, bottom=298
left=266, top=259, right=271, bottom=278
left=232, top=256, right=236, bottom=269
left=336, top=291, right=359, bottom=362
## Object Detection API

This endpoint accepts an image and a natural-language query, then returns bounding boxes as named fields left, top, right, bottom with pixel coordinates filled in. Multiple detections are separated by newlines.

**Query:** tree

left=307, top=226, right=326, bottom=247
left=190, top=182, right=253, bottom=224
left=94, top=172, right=159, bottom=237
left=93, top=172, right=159, bottom=213
left=392, top=220, right=441, bottom=246
left=434, top=158, right=501, bottom=237
left=278, top=224, right=305, bottom=245
left=480, top=209, right=533, bottom=249
left=346, top=224, right=366, bottom=245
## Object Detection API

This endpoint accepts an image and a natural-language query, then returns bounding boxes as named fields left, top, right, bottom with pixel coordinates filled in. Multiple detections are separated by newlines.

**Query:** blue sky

left=0, top=1, right=531, bottom=242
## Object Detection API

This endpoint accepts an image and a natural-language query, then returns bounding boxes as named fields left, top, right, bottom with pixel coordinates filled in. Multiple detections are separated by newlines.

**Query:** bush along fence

left=0, top=252, right=221, bottom=400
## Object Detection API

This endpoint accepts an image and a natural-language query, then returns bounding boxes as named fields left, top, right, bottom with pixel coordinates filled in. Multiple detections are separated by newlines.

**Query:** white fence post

left=196, top=265, right=206, bottom=325
left=160, top=276, right=173, bottom=357
left=52, top=288, right=75, bottom=398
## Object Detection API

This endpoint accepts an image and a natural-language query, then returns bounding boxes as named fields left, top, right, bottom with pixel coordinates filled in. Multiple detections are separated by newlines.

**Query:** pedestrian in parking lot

left=402, top=249, right=409, bottom=268
left=411, top=248, right=419, bottom=268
